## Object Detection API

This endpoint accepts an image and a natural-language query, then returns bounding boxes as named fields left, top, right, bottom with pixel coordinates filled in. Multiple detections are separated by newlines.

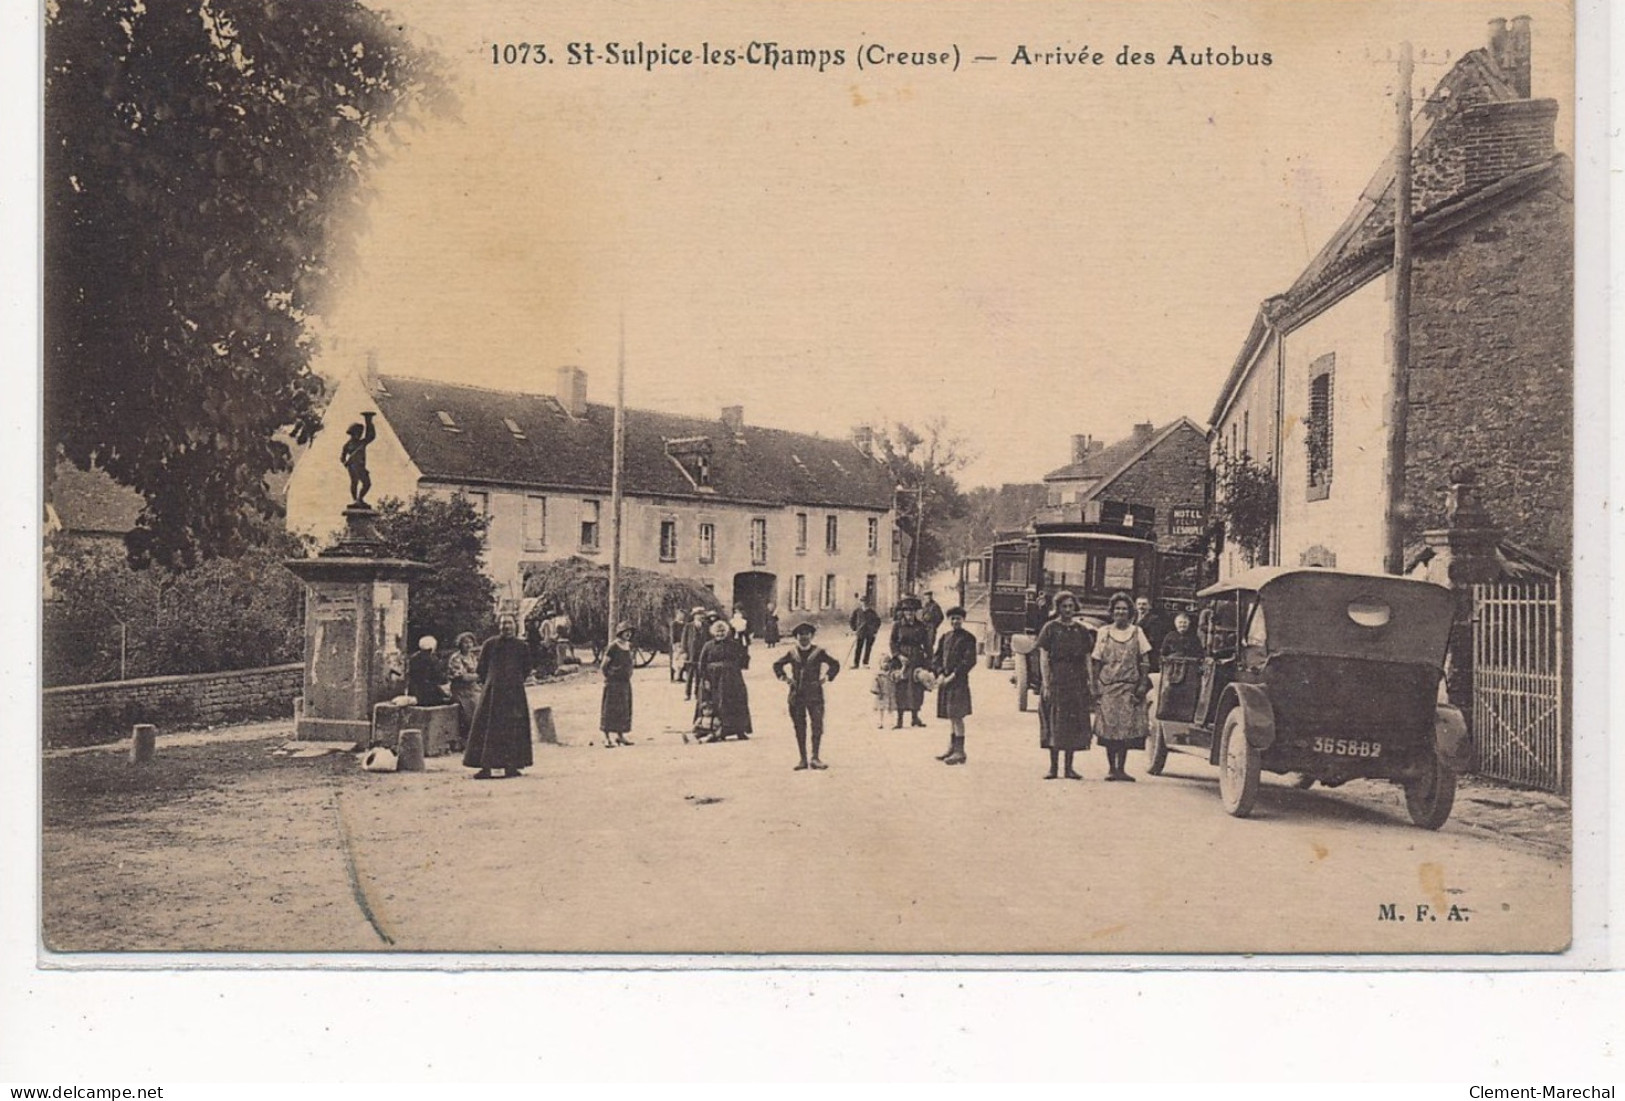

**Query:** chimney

left=1506, top=15, right=1532, bottom=98
left=364, top=349, right=379, bottom=393
left=1487, top=18, right=1508, bottom=72
left=851, top=424, right=874, bottom=455
left=720, top=405, right=745, bottom=437
left=1070, top=434, right=1094, bottom=464
left=556, top=366, right=587, bottom=417
left=1133, top=421, right=1155, bottom=443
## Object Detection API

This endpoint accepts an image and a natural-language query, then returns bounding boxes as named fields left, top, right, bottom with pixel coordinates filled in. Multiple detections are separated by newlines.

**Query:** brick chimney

left=556, top=366, right=587, bottom=417
left=1133, top=421, right=1155, bottom=443
left=1070, top=434, right=1095, bottom=464
left=851, top=424, right=874, bottom=455
left=720, top=405, right=745, bottom=438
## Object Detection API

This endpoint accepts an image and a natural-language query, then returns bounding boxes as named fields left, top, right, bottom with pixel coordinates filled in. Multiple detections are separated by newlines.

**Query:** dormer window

left=436, top=410, right=460, bottom=432
left=503, top=417, right=527, bottom=441
left=664, top=435, right=715, bottom=490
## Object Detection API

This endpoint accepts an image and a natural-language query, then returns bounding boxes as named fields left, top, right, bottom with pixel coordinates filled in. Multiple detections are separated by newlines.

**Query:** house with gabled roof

left=1039, top=417, right=1210, bottom=553
left=285, top=365, right=901, bottom=630
left=1208, top=15, right=1571, bottom=580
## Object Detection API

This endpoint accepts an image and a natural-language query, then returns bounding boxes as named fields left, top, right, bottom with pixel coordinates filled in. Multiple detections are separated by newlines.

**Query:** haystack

left=523, top=557, right=723, bottom=651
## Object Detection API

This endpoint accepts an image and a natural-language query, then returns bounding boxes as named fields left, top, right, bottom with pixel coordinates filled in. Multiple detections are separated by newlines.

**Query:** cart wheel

left=1146, top=721, right=1170, bottom=776
left=634, top=647, right=659, bottom=669
left=1404, top=754, right=1457, bottom=830
left=1218, top=709, right=1261, bottom=818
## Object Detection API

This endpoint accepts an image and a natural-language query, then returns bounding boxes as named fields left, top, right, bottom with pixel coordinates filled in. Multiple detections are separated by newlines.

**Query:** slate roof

left=47, top=461, right=144, bottom=535
left=370, top=375, right=894, bottom=511
left=1209, top=37, right=1570, bottom=427
left=1043, top=419, right=1205, bottom=492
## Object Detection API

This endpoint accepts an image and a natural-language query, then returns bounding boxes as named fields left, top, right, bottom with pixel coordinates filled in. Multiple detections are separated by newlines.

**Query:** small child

left=873, top=655, right=902, bottom=729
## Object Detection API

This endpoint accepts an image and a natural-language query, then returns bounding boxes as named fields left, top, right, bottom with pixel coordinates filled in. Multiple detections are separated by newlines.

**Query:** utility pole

left=1382, top=40, right=1414, bottom=575
left=608, top=312, right=626, bottom=644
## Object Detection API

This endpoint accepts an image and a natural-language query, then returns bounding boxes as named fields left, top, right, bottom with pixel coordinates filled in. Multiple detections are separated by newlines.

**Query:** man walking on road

left=920, top=590, right=945, bottom=649
left=849, top=596, right=882, bottom=667
left=773, top=622, right=841, bottom=771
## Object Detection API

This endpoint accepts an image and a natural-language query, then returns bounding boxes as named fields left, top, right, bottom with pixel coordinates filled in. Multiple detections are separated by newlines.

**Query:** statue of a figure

left=341, top=411, right=377, bottom=508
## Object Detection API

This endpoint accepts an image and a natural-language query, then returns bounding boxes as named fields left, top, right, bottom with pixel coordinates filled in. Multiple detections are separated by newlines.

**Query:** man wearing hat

left=681, top=606, right=709, bottom=700
left=772, top=621, right=842, bottom=770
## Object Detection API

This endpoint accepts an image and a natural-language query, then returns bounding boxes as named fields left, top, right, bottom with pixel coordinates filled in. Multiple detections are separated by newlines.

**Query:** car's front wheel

left=1218, top=709, right=1261, bottom=818
left=1404, top=753, right=1457, bottom=830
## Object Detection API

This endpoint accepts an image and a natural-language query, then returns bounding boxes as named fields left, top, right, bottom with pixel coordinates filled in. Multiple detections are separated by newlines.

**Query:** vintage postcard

left=38, top=0, right=1588, bottom=960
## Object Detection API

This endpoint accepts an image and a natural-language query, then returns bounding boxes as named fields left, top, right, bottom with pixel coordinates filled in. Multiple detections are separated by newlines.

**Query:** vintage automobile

left=1147, top=566, right=1471, bottom=827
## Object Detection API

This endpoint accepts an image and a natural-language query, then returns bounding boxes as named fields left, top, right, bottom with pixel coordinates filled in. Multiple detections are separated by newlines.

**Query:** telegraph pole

left=1382, top=41, right=1414, bottom=575
left=608, top=312, right=626, bottom=643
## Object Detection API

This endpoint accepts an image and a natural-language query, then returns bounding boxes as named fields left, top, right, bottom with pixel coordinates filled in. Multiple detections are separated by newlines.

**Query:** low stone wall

left=42, top=663, right=304, bottom=749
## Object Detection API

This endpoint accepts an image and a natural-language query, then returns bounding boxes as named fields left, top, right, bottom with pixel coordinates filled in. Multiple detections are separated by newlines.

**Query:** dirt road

left=42, top=645, right=1571, bottom=955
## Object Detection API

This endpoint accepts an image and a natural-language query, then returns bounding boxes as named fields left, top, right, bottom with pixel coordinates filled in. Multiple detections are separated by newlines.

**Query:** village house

left=1207, top=15, right=1571, bottom=580
left=285, top=365, right=901, bottom=632
left=1040, top=418, right=1210, bottom=553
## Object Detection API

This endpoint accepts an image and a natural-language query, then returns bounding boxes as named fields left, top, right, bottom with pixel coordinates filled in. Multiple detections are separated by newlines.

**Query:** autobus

left=962, top=499, right=1206, bottom=675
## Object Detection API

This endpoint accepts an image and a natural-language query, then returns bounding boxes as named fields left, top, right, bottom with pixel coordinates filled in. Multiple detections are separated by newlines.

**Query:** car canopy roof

left=1199, top=567, right=1454, bottom=664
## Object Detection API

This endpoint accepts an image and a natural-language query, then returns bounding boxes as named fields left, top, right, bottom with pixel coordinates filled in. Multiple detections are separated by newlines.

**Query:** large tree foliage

left=868, top=419, right=974, bottom=584
left=367, top=493, right=496, bottom=649
left=46, top=0, right=446, bottom=566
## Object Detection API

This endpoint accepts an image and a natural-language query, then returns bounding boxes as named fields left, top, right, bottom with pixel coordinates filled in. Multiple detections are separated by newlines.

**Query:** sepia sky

left=327, top=0, right=1573, bottom=487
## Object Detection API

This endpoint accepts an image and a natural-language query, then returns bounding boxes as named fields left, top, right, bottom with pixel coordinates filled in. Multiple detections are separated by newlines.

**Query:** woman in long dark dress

left=1037, top=590, right=1096, bottom=780
left=696, top=618, right=753, bottom=742
left=462, top=614, right=533, bottom=779
left=600, top=622, right=635, bottom=748
left=932, top=606, right=978, bottom=765
left=888, top=598, right=931, bottom=728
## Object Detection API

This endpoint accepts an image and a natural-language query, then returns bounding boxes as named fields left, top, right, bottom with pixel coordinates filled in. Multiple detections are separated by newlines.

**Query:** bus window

left=1043, top=550, right=1089, bottom=589
left=993, top=556, right=1028, bottom=585
left=1098, top=555, right=1137, bottom=592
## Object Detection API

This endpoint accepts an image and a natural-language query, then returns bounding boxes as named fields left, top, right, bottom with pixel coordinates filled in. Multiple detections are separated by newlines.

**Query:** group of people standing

left=1032, top=591, right=1201, bottom=782
left=405, top=616, right=535, bottom=781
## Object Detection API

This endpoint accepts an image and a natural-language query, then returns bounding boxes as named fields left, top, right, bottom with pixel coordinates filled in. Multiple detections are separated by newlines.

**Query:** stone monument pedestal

left=285, top=504, right=429, bottom=744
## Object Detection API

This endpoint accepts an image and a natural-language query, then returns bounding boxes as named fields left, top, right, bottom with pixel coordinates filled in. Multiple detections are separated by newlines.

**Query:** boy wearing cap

left=772, top=621, right=842, bottom=770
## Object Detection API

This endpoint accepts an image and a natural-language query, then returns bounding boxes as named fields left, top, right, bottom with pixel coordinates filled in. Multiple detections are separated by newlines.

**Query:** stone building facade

left=1207, top=15, right=1571, bottom=577
left=285, top=367, right=901, bottom=631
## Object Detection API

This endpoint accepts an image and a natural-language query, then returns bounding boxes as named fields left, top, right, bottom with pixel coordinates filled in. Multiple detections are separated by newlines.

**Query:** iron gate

left=1470, top=579, right=1565, bottom=792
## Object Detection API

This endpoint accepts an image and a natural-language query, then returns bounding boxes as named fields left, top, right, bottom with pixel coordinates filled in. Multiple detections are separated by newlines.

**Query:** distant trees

left=868, top=419, right=975, bottom=584
left=45, top=1, right=447, bottom=566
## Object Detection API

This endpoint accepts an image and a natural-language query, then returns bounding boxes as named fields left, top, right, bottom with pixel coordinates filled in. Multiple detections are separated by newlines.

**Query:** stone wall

left=1100, top=424, right=1211, bottom=550
left=1406, top=176, right=1573, bottom=565
left=42, top=663, right=303, bottom=749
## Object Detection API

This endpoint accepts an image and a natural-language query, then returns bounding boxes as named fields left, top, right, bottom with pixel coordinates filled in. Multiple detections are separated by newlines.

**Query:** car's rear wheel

left=1404, top=753, right=1457, bottom=830
left=1218, top=709, right=1261, bottom=818
left=1146, top=721, right=1170, bottom=775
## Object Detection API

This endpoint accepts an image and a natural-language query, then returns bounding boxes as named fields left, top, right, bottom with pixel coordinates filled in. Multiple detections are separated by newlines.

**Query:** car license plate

left=1310, top=737, right=1383, bottom=758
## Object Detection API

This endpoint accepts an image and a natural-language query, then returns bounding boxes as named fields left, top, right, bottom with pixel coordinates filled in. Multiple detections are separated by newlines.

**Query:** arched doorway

left=731, top=571, right=777, bottom=638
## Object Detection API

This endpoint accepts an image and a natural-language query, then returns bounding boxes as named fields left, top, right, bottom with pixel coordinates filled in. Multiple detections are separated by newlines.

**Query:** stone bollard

left=532, top=706, right=558, bottom=745
left=130, top=724, right=156, bottom=765
left=397, top=728, right=426, bottom=772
